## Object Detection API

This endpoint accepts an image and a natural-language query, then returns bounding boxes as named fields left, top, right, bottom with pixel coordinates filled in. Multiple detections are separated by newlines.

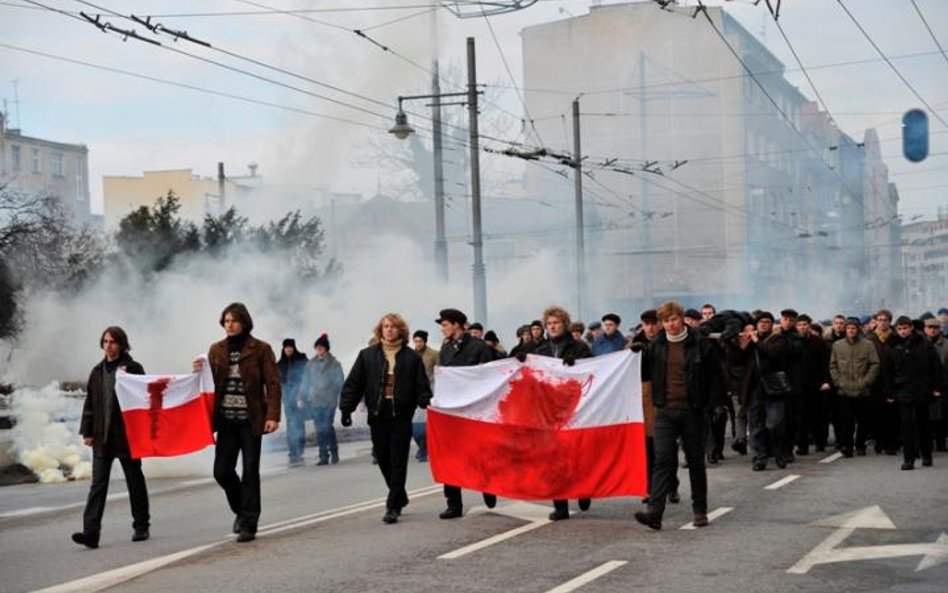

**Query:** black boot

left=71, top=532, right=99, bottom=549
left=439, top=505, right=463, bottom=519
left=548, top=508, right=570, bottom=521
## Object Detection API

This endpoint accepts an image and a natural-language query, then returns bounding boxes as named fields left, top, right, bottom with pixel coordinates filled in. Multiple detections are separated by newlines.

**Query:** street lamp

left=390, top=37, right=488, bottom=325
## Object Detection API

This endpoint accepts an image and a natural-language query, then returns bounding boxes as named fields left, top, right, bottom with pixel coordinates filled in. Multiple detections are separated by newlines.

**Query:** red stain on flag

left=497, top=367, right=585, bottom=430
left=146, top=377, right=172, bottom=440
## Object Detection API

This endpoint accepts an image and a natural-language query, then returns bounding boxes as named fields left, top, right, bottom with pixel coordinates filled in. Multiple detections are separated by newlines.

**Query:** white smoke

left=10, top=383, right=90, bottom=483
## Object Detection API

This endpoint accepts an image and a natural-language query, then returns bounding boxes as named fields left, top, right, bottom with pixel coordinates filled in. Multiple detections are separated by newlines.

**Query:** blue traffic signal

left=902, top=108, right=929, bottom=163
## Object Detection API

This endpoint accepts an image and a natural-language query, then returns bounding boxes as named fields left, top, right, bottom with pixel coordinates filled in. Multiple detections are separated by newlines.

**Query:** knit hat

left=314, top=333, right=330, bottom=350
left=684, top=309, right=701, bottom=321
left=469, top=322, right=484, bottom=331
left=282, top=338, right=297, bottom=349
left=530, top=319, right=543, bottom=329
left=413, top=329, right=429, bottom=341
left=484, top=330, right=499, bottom=344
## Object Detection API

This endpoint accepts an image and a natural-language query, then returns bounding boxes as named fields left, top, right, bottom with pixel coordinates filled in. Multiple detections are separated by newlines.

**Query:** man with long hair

left=340, top=313, right=431, bottom=524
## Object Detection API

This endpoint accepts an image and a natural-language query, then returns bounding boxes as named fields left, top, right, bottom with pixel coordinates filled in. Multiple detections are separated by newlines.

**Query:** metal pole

left=572, top=98, right=585, bottom=321
left=432, top=61, right=448, bottom=282
left=467, top=37, right=487, bottom=325
left=217, top=161, right=226, bottom=213
left=639, top=52, right=653, bottom=301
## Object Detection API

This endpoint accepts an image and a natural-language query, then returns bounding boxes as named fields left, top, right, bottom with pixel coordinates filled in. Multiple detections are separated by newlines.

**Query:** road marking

left=178, top=477, right=215, bottom=487
left=764, top=474, right=801, bottom=490
left=679, top=507, right=733, bottom=530
left=27, top=543, right=220, bottom=593
left=788, top=505, right=948, bottom=574
left=820, top=452, right=843, bottom=463
left=542, top=560, right=627, bottom=593
left=439, top=520, right=549, bottom=559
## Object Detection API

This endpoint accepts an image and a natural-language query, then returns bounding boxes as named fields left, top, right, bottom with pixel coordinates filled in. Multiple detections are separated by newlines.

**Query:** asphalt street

left=1, top=438, right=946, bottom=593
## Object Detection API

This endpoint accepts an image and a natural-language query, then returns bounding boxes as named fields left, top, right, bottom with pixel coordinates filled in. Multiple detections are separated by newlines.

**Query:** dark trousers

left=370, top=418, right=413, bottom=511
left=797, top=385, right=828, bottom=451
left=837, top=396, right=870, bottom=453
left=214, top=421, right=262, bottom=532
left=644, top=436, right=680, bottom=500
left=649, top=408, right=707, bottom=517
left=932, top=398, right=947, bottom=450
left=749, top=391, right=786, bottom=462
left=785, top=392, right=802, bottom=456
left=707, top=405, right=728, bottom=458
left=871, top=397, right=901, bottom=452
left=900, top=401, right=932, bottom=464
left=82, top=454, right=149, bottom=536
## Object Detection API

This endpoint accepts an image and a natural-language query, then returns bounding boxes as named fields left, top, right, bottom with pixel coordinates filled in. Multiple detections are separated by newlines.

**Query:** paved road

left=1, top=440, right=946, bottom=593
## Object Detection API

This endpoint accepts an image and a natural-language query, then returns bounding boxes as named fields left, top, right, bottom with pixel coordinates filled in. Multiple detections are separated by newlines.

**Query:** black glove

left=562, top=354, right=576, bottom=367
left=629, top=342, right=644, bottom=353
left=341, top=411, right=352, bottom=427
left=418, top=398, right=429, bottom=410
left=514, top=351, right=528, bottom=363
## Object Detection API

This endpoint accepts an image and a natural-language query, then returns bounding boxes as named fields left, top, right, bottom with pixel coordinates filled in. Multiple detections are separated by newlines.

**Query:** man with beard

left=340, top=313, right=431, bottom=523
left=436, top=308, right=497, bottom=519
left=923, top=318, right=948, bottom=452
left=299, top=334, right=344, bottom=466
left=634, top=302, right=722, bottom=531
left=73, top=327, right=149, bottom=549
left=196, top=302, right=281, bottom=543
left=531, top=306, right=594, bottom=521
left=885, top=316, right=940, bottom=470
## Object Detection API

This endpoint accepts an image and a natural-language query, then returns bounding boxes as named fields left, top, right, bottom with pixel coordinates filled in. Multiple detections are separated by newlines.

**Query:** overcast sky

left=1, top=0, right=945, bottom=218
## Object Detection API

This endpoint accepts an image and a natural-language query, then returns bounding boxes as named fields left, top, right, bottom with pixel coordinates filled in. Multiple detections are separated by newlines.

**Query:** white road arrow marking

left=789, top=506, right=948, bottom=574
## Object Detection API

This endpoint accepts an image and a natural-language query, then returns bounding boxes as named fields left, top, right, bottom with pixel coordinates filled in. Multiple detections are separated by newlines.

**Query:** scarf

left=667, top=328, right=688, bottom=344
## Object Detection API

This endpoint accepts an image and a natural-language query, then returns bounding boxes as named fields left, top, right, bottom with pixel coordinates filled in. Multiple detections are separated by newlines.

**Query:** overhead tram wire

left=477, top=1, right=547, bottom=149
left=0, top=42, right=386, bottom=131
left=836, top=0, right=948, bottom=129
left=766, top=7, right=834, bottom=120
left=909, top=0, right=948, bottom=69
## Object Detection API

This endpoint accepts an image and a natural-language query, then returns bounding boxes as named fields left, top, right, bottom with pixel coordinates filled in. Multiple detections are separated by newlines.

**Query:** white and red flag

left=115, top=356, right=216, bottom=458
left=427, top=350, right=647, bottom=501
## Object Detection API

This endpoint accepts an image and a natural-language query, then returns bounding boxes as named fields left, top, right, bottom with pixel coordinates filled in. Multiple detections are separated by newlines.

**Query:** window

left=11, top=145, right=20, bottom=171
left=51, top=152, right=63, bottom=176
left=31, top=147, right=41, bottom=173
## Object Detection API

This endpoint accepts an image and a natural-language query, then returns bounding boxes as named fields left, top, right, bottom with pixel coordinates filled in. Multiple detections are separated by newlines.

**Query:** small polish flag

left=427, top=350, right=647, bottom=501
left=115, top=355, right=216, bottom=458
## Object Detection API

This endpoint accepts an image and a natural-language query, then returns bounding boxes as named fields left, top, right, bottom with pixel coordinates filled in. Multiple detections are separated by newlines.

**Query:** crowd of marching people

left=72, top=301, right=948, bottom=547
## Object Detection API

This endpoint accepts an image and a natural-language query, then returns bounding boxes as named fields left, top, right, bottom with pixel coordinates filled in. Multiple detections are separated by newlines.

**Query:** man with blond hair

left=635, top=301, right=723, bottom=531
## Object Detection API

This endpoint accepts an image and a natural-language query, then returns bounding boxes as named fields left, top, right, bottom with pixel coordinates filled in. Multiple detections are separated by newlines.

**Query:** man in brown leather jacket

left=195, top=302, right=281, bottom=542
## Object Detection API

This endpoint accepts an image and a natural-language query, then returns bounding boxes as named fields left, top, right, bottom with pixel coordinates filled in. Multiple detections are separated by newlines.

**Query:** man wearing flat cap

left=591, top=313, right=627, bottom=356
left=435, top=308, right=497, bottom=518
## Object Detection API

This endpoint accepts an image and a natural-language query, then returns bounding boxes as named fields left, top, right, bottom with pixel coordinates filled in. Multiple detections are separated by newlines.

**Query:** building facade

left=0, top=112, right=92, bottom=224
left=901, top=209, right=948, bottom=314
left=521, top=1, right=899, bottom=313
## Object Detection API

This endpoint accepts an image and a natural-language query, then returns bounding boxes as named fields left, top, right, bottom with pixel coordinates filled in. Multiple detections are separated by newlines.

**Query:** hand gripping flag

left=115, top=355, right=216, bottom=458
left=427, top=349, right=647, bottom=500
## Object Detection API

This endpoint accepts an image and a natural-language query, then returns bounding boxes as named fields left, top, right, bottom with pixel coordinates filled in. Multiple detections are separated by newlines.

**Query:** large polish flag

left=115, top=355, right=216, bottom=458
left=427, top=350, right=646, bottom=501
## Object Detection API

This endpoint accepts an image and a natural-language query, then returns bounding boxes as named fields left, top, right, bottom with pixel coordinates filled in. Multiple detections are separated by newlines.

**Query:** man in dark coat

left=885, top=316, right=940, bottom=470
left=531, top=306, right=594, bottom=521
left=194, top=302, right=281, bottom=542
left=635, top=302, right=723, bottom=531
left=73, top=326, right=150, bottom=549
left=340, top=313, right=431, bottom=524
left=435, top=308, right=497, bottom=518
left=795, top=315, right=832, bottom=455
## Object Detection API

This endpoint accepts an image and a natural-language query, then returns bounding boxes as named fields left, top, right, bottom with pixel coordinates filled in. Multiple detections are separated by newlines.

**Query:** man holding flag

left=73, top=326, right=150, bottom=549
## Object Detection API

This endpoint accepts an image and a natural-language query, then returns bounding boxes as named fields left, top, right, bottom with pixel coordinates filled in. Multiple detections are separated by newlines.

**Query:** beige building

left=0, top=112, right=92, bottom=224
left=902, top=210, right=948, bottom=313
left=103, top=168, right=252, bottom=229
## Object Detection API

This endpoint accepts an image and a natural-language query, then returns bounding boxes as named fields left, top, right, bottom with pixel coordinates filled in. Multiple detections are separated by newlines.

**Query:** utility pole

left=467, top=37, right=487, bottom=325
left=572, top=98, right=586, bottom=321
left=638, top=52, right=653, bottom=302
left=217, top=162, right=226, bottom=213
left=432, top=64, right=448, bottom=282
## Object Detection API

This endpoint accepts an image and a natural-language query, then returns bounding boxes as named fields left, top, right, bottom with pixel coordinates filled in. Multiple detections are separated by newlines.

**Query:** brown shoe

left=692, top=513, right=709, bottom=528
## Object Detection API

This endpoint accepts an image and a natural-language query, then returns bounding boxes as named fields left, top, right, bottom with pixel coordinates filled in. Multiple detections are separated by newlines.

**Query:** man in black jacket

left=531, top=306, right=594, bottom=521
left=635, top=302, right=723, bottom=531
left=73, top=326, right=149, bottom=549
left=340, top=313, right=431, bottom=523
left=435, top=308, right=497, bottom=519
left=885, top=316, right=940, bottom=470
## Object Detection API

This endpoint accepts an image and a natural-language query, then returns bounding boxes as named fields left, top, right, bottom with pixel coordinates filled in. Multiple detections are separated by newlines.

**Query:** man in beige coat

left=829, top=317, right=879, bottom=458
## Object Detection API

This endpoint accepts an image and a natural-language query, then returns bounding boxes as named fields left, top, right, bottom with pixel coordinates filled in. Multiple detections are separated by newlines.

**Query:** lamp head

left=389, top=110, right=414, bottom=140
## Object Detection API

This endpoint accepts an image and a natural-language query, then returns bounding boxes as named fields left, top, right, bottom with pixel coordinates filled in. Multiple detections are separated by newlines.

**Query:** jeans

left=283, top=400, right=305, bottom=461
left=749, top=389, right=786, bottom=463
left=412, top=422, right=427, bottom=460
left=313, top=406, right=338, bottom=461
left=649, top=408, right=707, bottom=518
left=214, top=421, right=262, bottom=532
left=82, top=454, right=149, bottom=536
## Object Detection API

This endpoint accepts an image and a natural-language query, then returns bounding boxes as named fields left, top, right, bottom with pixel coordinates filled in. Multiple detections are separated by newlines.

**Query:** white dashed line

left=679, top=506, right=734, bottom=530
left=542, top=560, right=628, bottom=593
left=765, top=474, right=801, bottom=490
left=820, top=452, right=843, bottom=463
